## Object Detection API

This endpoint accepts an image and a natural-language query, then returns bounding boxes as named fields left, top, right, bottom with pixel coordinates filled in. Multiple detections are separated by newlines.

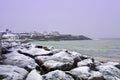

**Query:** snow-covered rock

left=42, top=51, right=75, bottom=71
left=89, top=71, right=104, bottom=80
left=52, top=51, right=71, bottom=58
left=26, top=69, right=43, bottom=80
left=96, top=63, right=120, bottom=80
left=0, top=65, right=28, bottom=80
left=43, top=70, right=74, bottom=80
left=3, top=51, right=37, bottom=70
left=70, top=66, right=91, bottom=79
left=2, top=42, right=21, bottom=49
left=69, top=66, right=104, bottom=80
left=35, top=51, right=74, bottom=71
left=51, top=51, right=72, bottom=62
left=43, top=60, right=73, bottom=71
left=70, top=51, right=82, bottom=57
left=51, top=51, right=75, bottom=64
left=77, top=58, right=100, bottom=71
left=20, top=46, right=51, bottom=56
left=43, top=60, right=64, bottom=69
left=77, top=59, right=93, bottom=67
left=35, top=50, right=91, bottom=72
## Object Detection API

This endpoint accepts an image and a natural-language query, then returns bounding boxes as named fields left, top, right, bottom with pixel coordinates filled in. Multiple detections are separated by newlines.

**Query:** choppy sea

left=31, top=39, right=120, bottom=62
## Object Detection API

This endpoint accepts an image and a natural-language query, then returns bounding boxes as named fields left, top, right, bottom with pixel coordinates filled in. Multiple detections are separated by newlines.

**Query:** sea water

left=31, top=40, right=120, bottom=62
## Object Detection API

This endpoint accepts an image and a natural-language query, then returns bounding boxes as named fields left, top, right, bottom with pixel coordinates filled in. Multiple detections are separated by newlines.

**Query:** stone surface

left=43, top=70, right=74, bottom=80
left=77, top=58, right=93, bottom=67
left=3, top=50, right=37, bottom=69
left=70, top=66, right=91, bottom=79
left=35, top=56, right=51, bottom=66
left=35, top=51, right=75, bottom=71
left=26, top=69, right=43, bottom=80
left=96, top=62, right=120, bottom=80
left=21, top=46, right=51, bottom=56
left=89, top=71, right=104, bottom=80
left=0, top=65, right=28, bottom=80
left=69, top=66, right=104, bottom=80
left=42, top=60, right=73, bottom=71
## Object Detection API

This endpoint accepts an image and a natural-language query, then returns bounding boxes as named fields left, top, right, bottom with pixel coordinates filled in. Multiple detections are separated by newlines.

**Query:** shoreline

left=1, top=41, right=120, bottom=80
left=94, top=57, right=120, bottom=63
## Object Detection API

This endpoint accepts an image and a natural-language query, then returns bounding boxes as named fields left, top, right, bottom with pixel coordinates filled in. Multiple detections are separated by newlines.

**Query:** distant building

left=2, top=33, right=19, bottom=42
left=48, top=31, right=61, bottom=36
left=1, top=29, right=19, bottom=42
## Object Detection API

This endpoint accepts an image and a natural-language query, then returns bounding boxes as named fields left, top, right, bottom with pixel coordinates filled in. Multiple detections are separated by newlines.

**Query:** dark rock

left=35, top=45, right=43, bottom=48
left=35, top=45, right=51, bottom=51
left=88, top=63, right=98, bottom=71
left=24, top=65, right=33, bottom=72
left=35, top=52, right=54, bottom=57
left=115, top=65, right=120, bottom=69
left=17, top=50, right=35, bottom=59
left=35, top=56, right=51, bottom=66
left=73, top=56, right=81, bottom=68
left=80, top=55, right=89, bottom=60
left=2, top=47, right=11, bottom=54
left=35, top=66, right=45, bottom=75
left=43, top=46, right=50, bottom=51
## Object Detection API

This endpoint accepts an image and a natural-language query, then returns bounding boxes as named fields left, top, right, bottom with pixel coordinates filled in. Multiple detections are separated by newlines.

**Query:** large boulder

left=35, top=56, right=51, bottom=66
left=96, top=62, right=120, bottom=80
left=3, top=50, right=37, bottom=70
left=89, top=71, right=104, bottom=80
left=20, top=46, right=51, bottom=56
left=35, top=51, right=75, bottom=71
left=41, top=51, right=75, bottom=71
left=0, top=65, right=28, bottom=80
left=42, top=60, right=73, bottom=72
left=77, top=58, right=101, bottom=71
left=34, top=50, right=65, bottom=66
left=42, top=70, right=74, bottom=80
left=51, top=51, right=72, bottom=60
left=35, top=50, right=89, bottom=72
left=52, top=51, right=83, bottom=63
left=69, top=66, right=104, bottom=80
left=26, top=69, right=43, bottom=80
left=69, top=66, right=91, bottom=79
left=77, top=58, right=93, bottom=67
left=35, top=51, right=74, bottom=64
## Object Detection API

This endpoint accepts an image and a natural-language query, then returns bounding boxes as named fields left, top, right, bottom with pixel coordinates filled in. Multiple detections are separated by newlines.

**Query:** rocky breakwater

left=0, top=42, right=120, bottom=80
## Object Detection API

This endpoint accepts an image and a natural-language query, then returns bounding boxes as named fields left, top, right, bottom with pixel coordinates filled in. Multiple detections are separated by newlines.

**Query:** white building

left=2, top=33, right=19, bottom=42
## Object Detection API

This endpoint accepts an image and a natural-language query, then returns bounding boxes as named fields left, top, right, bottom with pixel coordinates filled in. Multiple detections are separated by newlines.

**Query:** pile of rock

left=0, top=42, right=120, bottom=80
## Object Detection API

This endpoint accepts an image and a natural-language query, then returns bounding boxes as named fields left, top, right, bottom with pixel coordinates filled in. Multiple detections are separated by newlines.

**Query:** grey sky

left=0, top=0, right=120, bottom=38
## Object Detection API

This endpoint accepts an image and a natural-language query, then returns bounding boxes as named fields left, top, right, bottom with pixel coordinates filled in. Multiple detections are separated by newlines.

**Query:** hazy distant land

left=13, top=31, right=92, bottom=41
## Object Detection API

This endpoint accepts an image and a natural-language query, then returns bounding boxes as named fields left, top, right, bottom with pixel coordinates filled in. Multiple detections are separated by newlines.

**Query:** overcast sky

left=0, top=0, right=120, bottom=38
